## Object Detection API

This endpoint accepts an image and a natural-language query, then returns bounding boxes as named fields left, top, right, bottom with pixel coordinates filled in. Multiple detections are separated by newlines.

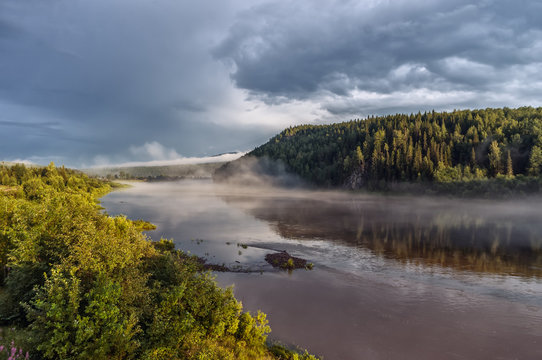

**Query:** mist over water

left=101, top=180, right=542, bottom=360
left=213, top=156, right=309, bottom=188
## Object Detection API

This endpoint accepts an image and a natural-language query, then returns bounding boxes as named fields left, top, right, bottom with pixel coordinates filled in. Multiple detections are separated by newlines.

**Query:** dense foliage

left=248, top=107, right=542, bottom=192
left=0, top=163, right=316, bottom=359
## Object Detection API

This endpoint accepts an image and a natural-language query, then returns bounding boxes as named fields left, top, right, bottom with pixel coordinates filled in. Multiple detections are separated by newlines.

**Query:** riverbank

left=355, top=174, right=542, bottom=198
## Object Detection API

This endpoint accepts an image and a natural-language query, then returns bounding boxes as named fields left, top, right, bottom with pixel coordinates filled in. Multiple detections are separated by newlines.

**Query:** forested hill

left=247, top=107, right=542, bottom=191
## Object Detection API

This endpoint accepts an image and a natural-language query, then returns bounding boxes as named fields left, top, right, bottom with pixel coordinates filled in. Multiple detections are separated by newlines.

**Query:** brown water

left=101, top=180, right=542, bottom=360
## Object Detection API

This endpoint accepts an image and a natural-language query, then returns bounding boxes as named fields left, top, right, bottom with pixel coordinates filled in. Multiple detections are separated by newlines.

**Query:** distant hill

left=216, top=107, right=542, bottom=195
left=84, top=162, right=225, bottom=180
left=83, top=152, right=245, bottom=180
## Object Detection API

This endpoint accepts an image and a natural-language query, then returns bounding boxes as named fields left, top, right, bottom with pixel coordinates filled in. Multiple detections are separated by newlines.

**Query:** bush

left=0, top=164, right=318, bottom=359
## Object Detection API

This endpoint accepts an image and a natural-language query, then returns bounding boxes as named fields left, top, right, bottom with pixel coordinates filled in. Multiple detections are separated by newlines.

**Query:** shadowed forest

left=216, top=107, right=542, bottom=196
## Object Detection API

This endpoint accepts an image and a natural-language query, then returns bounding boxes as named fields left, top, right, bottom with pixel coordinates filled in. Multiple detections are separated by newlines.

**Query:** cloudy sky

left=1, top=0, right=541, bottom=167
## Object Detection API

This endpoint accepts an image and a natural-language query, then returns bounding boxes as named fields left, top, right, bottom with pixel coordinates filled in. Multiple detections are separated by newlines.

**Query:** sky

left=1, top=0, right=541, bottom=167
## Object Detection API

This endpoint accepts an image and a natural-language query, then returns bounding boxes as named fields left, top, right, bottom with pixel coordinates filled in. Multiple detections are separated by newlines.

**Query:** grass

left=264, top=251, right=313, bottom=271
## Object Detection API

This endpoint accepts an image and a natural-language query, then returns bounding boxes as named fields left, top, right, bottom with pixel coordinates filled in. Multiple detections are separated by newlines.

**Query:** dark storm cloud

left=0, top=0, right=259, bottom=166
left=1, top=0, right=541, bottom=166
left=216, top=0, right=542, bottom=106
left=0, top=1, right=228, bottom=115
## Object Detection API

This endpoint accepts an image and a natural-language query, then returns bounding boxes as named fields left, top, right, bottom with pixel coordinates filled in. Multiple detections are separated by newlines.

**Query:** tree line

left=249, top=107, right=542, bottom=193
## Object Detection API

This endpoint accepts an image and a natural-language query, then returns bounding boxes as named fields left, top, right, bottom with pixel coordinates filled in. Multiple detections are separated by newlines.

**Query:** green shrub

left=0, top=163, right=318, bottom=359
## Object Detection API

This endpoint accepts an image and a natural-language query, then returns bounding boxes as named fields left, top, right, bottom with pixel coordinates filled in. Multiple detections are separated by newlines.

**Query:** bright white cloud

left=90, top=149, right=246, bottom=168
left=129, top=141, right=181, bottom=161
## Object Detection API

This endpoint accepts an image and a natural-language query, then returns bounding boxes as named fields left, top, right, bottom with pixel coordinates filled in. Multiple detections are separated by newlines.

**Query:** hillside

left=223, top=107, right=542, bottom=194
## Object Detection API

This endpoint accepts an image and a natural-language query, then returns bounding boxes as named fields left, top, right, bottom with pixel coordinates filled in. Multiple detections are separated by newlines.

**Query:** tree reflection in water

left=220, top=193, right=542, bottom=277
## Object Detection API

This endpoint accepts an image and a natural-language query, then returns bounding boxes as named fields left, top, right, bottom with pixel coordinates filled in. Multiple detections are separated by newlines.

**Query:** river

left=101, top=180, right=542, bottom=360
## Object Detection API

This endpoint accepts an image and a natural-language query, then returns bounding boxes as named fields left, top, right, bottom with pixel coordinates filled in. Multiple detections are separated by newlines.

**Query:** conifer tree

left=528, top=146, right=542, bottom=176
left=488, top=141, right=502, bottom=176
left=506, top=150, right=514, bottom=177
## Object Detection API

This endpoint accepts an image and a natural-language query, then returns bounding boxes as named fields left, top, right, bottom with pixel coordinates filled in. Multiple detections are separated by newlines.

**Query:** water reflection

left=101, top=181, right=542, bottom=360
left=218, top=192, right=542, bottom=277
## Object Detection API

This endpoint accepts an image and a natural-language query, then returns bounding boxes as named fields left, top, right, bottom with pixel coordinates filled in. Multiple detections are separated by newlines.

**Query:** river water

left=101, top=180, right=542, bottom=360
